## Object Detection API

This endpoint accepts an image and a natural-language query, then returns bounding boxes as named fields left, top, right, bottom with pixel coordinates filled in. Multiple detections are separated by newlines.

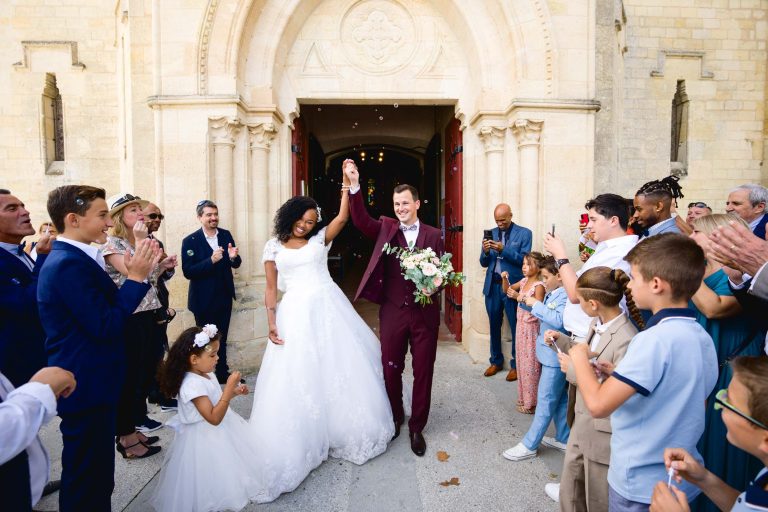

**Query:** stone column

left=478, top=126, right=506, bottom=209
left=511, top=119, right=544, bottom=233
left=248, top=122, right=277, bottom=278
left=209, top=117, right=241, bottom=234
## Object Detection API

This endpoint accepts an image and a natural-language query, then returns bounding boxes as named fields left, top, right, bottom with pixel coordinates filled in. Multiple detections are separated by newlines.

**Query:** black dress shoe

left=392, top=421, right=402, bottom=440
left=42, top=479, right=61, bottom=496
left=409, top=431, right=426, bottom=456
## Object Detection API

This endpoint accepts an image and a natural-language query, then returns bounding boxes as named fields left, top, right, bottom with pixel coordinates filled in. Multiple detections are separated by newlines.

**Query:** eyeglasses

left=111, top=194, right=142, bottom=210
left=688, top=202, right=709, bottom=209
left=713, top=388, right=767, bottom=430
left=146, top=213, right=164, bottom=221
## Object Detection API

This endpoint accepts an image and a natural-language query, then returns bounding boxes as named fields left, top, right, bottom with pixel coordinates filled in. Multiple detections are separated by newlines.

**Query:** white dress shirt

left=589, top=312, right=626, bottom=352
left=56, top=236, right=106, bottom=270
left=400, top=222, right=420, bottom=248
left=563, top=234, right=638, bottom=338
left=204, top=229, right=220, bottom=251
left=0, top=372, right=56, bottom=506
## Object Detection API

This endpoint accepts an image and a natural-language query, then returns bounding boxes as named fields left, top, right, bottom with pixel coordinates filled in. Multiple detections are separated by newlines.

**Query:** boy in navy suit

left=38, top=185, right=160, bottom=512
left=181, top=199, right=241, bottom=383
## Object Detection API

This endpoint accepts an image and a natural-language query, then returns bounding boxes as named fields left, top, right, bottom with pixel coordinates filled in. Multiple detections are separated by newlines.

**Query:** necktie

left=494, top=231, right=506, bottom=275
left=16, top=241, right=26, bottom=255
left=400, top=224, right=418, bottom=232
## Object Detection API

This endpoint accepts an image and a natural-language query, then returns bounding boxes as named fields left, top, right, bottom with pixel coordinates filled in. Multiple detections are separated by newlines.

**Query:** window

left=670, top=79, right=688, bottom=176
left=42, top=73, right=65, bottom=173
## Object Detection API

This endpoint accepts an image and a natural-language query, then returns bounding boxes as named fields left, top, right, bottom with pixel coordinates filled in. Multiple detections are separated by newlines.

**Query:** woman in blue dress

left=689, top=213, right=765, bottom=512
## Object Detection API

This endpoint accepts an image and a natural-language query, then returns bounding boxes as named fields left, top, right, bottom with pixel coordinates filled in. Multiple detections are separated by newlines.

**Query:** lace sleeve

left=262, top=238, right=280, bottom=263
left=310, top=227, right=332, bottom=251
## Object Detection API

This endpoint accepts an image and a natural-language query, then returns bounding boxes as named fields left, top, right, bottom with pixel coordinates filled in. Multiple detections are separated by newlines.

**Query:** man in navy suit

left=181, top=200, right=241, bottom=383
left=480, top=204, right=532, bottom=381
left=38, top=185, right=159, bottom=512
left=726, top=184, right=768, bottom=239
left=0, top=190, right=51, bottom=388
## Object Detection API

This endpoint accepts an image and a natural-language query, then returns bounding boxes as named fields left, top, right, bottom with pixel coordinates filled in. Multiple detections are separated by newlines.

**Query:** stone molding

left=12, top=41, right=86, bottom=71
left=511, top=119, right=543, bottom=147
left=477, top=126, right=506, bottom=153
left=198, top=0, right=221, bottom=95
left=650, top=50, right=714, bottom=79
left=209, top=116, right=242, bottom=145
left=248, top=123, right=278, bottom=150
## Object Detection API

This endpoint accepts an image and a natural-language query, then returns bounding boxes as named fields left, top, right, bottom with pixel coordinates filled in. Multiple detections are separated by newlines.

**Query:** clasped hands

left=211, top=243, right=239, bottom=264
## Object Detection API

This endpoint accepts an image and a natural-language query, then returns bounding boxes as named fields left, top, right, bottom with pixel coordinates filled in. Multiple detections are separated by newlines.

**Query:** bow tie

left=400, top=224, right=418, bottom=232
left=17, top=241, right=26, bottom=256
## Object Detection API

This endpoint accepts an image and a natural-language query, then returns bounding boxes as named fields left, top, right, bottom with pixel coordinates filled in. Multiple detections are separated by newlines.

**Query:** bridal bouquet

left=382, top=244, right=466, bottom=305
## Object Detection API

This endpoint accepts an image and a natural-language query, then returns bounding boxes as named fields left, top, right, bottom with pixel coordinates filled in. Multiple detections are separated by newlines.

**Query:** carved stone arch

left=197, top=0, right=557, bottom=105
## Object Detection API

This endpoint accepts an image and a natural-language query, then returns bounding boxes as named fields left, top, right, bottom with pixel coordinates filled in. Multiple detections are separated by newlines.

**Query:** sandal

left=517, top=404, right=536, bottom=415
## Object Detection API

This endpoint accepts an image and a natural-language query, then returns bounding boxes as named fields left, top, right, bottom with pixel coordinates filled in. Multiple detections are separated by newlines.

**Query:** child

left=649, top=355, right=768, bottom=512
left=152, top=325, right=259, bottom=512
left=37, top=185, right=160, bottom=512
left=502, top=256, right=570, bottom=461
left=550, top=266, right=643, bottom=511
left=568, top=233, right=719, bottom=509
left=503, top=251, right=547, bottom=414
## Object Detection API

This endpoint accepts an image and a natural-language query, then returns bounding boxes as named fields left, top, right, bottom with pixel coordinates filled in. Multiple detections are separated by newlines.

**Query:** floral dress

left=515, top=277, right=545, bottom=412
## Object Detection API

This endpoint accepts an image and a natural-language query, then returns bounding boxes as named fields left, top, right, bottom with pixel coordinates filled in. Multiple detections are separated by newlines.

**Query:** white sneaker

left=545, top=483, right=560, bottom=502
left=541, top=436, right=567, bottom=452
left=502, top=442, right=537, bottom=461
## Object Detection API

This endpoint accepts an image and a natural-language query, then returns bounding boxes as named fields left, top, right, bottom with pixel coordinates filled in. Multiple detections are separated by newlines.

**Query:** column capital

left=477, top=125, right=506, bottom=153
left=510, top=119, right=544, bottom=147
left=248, top=123, right=277, bottom=150
left=209, top=117, right=242, bottom=146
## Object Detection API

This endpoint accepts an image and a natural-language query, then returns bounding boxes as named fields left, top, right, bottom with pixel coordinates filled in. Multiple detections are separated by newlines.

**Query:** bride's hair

left=157, top=326, right=222, bottom=398
left=273, top=196, right=324, bottom=242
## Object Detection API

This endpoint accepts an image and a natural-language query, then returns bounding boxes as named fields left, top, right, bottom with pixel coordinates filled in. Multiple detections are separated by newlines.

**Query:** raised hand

left=31, top=366, right=77, bottom=399
left=227, top=243, right=239, bottom=260
left=133, top=219, right=149, bottom=242
left=211, top=246, right=224, bottom=264
left=125, top=238, right=161, bottom=282
left=342, top=159, right=352, bottom=186
left=709, top=220, right=768, bottom=275
left=342, top=159, right=360, bottom=188
left=160, top=254, right=178, bottom=271
left=35, top=230, right=56, bottom=255
left=544, top=232, right=567, bottom=259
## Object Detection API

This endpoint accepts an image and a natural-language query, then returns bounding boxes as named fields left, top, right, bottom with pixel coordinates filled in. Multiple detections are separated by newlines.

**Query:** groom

left=344, top=160, right=443, bottom=456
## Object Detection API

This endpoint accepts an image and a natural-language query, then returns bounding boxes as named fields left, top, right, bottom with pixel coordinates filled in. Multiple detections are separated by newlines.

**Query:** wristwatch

left=555, top=258, right=570, bottom=269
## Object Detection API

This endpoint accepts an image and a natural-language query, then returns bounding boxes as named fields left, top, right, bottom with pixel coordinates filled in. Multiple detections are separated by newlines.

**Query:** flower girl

left=151, top=325, right=259, bottom=512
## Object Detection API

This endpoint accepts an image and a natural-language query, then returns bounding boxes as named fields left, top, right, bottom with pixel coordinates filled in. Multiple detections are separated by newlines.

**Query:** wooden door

left=443, top=117, right=463, bottom=340
left=291, top=117, right=309, bottom=196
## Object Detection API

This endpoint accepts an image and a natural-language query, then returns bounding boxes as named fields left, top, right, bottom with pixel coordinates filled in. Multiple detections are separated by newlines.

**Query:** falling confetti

left=436, top=451, right=450, bottom=462
left=394, top=103, right=399, bottom=108
left=449, top=431, right=459, bottom=440
left=439, top=477, right=460, bottom=487
left=379, top=116, right=384, bottom=120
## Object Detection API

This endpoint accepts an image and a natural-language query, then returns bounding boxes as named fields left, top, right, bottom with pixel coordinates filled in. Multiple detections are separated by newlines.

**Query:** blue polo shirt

left=732, top=468, right=768, bottom=511
left=608, top=308, right=718, bottom=504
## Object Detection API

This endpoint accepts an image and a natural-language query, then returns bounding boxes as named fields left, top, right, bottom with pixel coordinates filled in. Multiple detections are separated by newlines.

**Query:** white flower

left=202, top=324, right=218, bottom=338
left=547, top=302, right=557, bottom=310
left=194, top=324, right=218, bottom=348
left=421, top=262, right=438, bottom=276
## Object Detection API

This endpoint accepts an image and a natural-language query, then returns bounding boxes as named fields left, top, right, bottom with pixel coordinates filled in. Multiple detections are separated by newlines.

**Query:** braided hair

left=635, top=175, right=685, bottom=207
left=157, top=326, right=221, bottom=398
left=576, top=266, right=645, bottom=330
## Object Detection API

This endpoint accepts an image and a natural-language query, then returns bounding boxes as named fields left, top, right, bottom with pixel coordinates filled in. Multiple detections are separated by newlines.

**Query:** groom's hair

left=393, top=184, right=419, bottom=201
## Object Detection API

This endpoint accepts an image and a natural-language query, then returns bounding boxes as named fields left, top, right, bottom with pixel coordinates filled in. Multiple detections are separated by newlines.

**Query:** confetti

left=439, top=477, right=460, bottom=487
left=436, top=451, right=450, bottom=462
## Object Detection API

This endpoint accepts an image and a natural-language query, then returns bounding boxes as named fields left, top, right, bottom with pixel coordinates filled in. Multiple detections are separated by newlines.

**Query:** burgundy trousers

left=379, top=301, right=440, bottom=433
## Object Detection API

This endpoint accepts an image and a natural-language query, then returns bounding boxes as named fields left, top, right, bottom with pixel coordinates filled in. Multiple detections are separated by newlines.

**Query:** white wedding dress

left=249, top=227, right=394, bottom=503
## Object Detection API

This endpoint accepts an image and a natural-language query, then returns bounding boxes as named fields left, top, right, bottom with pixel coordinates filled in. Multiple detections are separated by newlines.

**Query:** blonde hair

left=110, top=210, right=131, bottom=239
left=692, top=213, right=749, bottom=235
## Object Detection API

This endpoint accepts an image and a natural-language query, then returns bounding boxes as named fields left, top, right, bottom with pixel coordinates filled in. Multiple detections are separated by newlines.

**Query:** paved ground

left=35, top=298, right=564, bottom=512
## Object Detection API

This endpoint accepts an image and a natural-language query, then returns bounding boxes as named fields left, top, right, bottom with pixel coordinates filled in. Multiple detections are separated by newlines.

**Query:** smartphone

left=551, top=224, right=556, bottom=236
left=483, top=229, right=493, bottom=240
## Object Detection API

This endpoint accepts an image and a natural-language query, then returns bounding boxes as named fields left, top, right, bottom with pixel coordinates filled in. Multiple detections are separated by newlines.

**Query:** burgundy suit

left=349, top=190, right=444, bottom=433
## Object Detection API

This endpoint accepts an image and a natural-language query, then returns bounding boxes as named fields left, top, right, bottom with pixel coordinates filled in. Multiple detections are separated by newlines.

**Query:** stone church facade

left=1, top=0, right=766, bottom=368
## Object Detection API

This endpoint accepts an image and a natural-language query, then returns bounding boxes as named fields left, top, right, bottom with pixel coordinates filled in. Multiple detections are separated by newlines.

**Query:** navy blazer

left=479, top=224, right=532, bottom=296
left=37, top=241, right=149, bottom=413
left=753, top=213, right=768, bottom=240
left=181, top=228, right=242, bottom=314
left=0, top=249, right=48, bottom=387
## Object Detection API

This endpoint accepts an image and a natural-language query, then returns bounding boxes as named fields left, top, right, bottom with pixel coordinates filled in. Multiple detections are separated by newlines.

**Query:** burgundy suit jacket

left=349, top=190, right=444, bottom=306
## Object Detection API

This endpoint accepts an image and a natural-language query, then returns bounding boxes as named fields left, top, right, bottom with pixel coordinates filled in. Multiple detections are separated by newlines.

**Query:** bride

left=248, top=160, right=394, bottom=503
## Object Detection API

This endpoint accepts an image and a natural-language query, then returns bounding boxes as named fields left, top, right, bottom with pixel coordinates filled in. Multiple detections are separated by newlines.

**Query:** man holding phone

left=480, top=203, right=532, bottom=381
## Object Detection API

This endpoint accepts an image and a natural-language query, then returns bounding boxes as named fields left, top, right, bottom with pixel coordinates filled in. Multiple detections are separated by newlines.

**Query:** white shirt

left=563, top=234, right=638, bottom=338
left=589, top=312, right=626, bottom=352
left=350, top=185, right=420, bottom=246
left=56, top=236, right=106, bottom=270
left=204, top=229, right=219, bottom=251
left=0, top=372, right=56, bottom=506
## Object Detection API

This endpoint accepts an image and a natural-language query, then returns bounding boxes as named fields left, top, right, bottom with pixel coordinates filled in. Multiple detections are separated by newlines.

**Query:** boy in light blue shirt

left=568, top=233, right=718, bottom=509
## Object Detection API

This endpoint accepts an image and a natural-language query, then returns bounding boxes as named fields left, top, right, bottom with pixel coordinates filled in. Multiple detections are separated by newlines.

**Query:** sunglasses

left=112, top=194, right=142, bottom=210
left=688, top=202, right=709, bottom=209
left=714, top=388, right=767, bottom=430
left=146, top=213, right=164, bottom=221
